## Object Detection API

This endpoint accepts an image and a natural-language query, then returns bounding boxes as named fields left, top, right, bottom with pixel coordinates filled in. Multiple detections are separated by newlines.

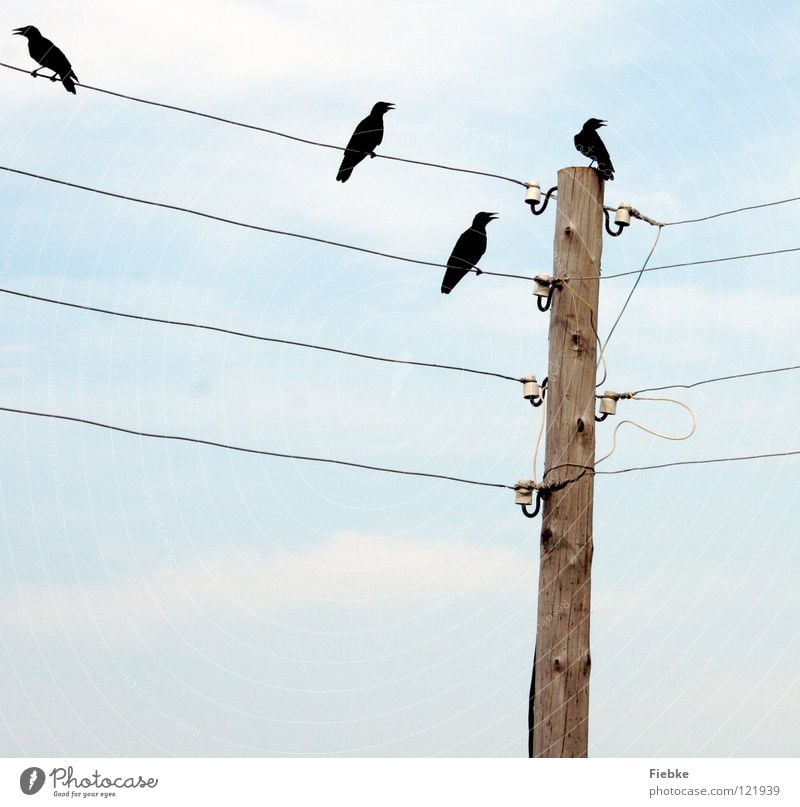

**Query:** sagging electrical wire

left=0, top=404, right=515, bottom=491
left=544, top=447, right=800, bottom=491
left=0, top=284, right=523, bottom=385
left=565, top=245, right=800, bottom=281
left=631, top=363, right=800, bottom=395
left=0, top=164, right=534, bottom=283
left=662, top=196, right=800, bottom=226
left=0, top=61, right=528, bottom=188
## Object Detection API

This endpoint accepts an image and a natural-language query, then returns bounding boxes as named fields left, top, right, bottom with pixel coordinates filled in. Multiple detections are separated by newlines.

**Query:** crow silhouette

left=574, top=118, right=614, bottom=180
left=441, top=212, right=497, bottom=294
left=336, top=102, right=394, bottom=182
left=13, top=26, right=78, bottom=94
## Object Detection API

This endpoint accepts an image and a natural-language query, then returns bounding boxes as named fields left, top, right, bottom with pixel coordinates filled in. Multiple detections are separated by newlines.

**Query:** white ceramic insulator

left=515, top=481, right=534, bottom=506
left=599, top=392, right=618, bottom=415
left=533, top=275, right=552, bottom=298
left=525, top=183, right=541, bottom=204
left=523, top=376, right=540, bottom=400
left=615, top=205, right=631, bottom=227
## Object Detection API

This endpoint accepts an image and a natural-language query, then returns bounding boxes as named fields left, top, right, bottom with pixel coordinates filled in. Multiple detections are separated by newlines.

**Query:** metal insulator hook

left=521, top=491, right=543, bottom=518
left=537, top=288, right=554, bottom=312
left=526, top=184, right=557, bottom=217
left=529, top=376, right=548, bottom=406
left=603, top=208, right=625, bottom=237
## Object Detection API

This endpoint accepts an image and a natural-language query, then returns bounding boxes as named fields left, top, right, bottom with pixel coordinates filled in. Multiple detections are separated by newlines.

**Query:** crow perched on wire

left=574, top=118, right=614, bottom=181
left=13, top=26, right=78, bottom=94
left=336, top=102, right=394, bottom=182
left=441, top=212, right=498, bottom=294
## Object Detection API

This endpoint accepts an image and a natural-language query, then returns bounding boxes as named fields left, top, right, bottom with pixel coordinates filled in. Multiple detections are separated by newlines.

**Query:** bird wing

left=337, top=114, right=384, bottom=180
left=441, top=229, right=484, bottom=294
left=346, top=114, right=383, bottom=153
left=574, top=132, right=614, bottom=180
left=39, top=41, right=75, bottom=79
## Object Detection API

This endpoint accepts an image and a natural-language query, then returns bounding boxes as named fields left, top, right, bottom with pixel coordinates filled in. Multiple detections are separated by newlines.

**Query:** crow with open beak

left=336, top=101, right=395, bottom=182
left=441, top=212, right=498, bottom=294
left=574, top=118, right=614, bottom=181
left=13, top=26, right=78, bottom=94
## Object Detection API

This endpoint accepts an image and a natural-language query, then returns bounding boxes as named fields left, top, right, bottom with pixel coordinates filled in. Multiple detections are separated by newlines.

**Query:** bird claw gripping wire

left=525, top=184, right=557, bottom=216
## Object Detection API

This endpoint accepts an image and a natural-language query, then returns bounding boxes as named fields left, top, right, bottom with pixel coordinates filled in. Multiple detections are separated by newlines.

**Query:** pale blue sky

left=1, top=0, right=799, bottom=756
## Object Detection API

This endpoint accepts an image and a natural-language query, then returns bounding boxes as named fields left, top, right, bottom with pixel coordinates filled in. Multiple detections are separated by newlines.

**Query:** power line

left=598, top=245, right=800, bottom=281
left=632, top=363, right=800, bottom=395
left=0, top=285, right=522, bottom=384
left=0, top=164, right=533, bottom=284
left=598, top=225, right=663, bottom=355
left=546, top=448, right=800, bottom=487
left=0, top=61, right=528, bottom=188
left=663, top=196, right=800, bottom=227
left=4, top=402, right=799, bottom=492
left=567, top=244, right=800, bottom=282
left=0, top=404, right=515, bottom=491
left=598, top=450, right=800, bottom=475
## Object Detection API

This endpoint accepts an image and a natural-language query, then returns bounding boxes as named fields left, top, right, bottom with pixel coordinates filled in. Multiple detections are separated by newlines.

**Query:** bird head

left=584, top=118, right=607, bottom=130
left=371, top=101, right=395, bottom=115
left=473, top=212, right=498, bottom=228
left=12, top=26, right=40, bottom=39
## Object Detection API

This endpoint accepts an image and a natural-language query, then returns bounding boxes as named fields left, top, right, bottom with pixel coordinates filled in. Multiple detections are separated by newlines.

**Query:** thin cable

left=632, top=363, right=800, bottom=395
left=599, top=449, right=800, bottom=475
left=0, top=164, right=533, bottom=284
left=0, top=405, right=514, bottom=491
left=0, top=61, right=528, bottom=188
left=531, top=401, right=547, bottom=485
left=592, top=246, right=800, bottom=281
left=0, top=285, right=522, bottom=384
left=545, top=447, right=800, bottom=488
left=598, top=225, right=663, bottom=361
left=663, top=196, right=800, bottom=227
left=595, top=395, right=697, bottom=466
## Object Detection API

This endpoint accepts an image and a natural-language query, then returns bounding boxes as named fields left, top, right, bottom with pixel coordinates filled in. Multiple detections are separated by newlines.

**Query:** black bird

left=13, top=26, right=78, bottom=94
left=336, top=102, right=394, bottom=182
left=441, top=212, right=498, bottom=294
left=574, top=118, right=614, bottom=181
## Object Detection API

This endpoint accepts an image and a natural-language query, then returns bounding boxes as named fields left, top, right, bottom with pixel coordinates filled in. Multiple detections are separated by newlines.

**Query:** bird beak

left=386, top=103, right=395, bottom=110
left=598, top=120, right=607, bottom=127
left=12, top=28, right=25, bottom=35
left=488, top=213, right=499, bottom=220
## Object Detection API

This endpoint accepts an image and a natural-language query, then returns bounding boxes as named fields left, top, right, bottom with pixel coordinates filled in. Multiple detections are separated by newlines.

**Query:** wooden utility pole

left=532, top=166, right=604, bottom=757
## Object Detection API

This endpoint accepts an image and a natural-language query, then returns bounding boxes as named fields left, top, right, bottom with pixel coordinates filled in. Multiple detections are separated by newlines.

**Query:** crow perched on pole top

left=441, top=212, right=498, bottom=294
left=13, top=26, right=78, bottom=94
left=336, top=102, right=394, bottom=182
left=574, top=118, right=614, bottom=180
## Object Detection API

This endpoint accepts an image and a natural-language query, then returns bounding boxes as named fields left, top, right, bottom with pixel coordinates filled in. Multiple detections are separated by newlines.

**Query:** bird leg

left=30, top=68, right=41, bottom=77
left=369, top=152, right=377, bottom=158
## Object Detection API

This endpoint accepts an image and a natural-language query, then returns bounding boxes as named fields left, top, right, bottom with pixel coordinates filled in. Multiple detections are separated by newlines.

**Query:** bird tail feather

left=336, top=166, right=352, bottom=182
left=62, top=72, right=77, bottom=94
